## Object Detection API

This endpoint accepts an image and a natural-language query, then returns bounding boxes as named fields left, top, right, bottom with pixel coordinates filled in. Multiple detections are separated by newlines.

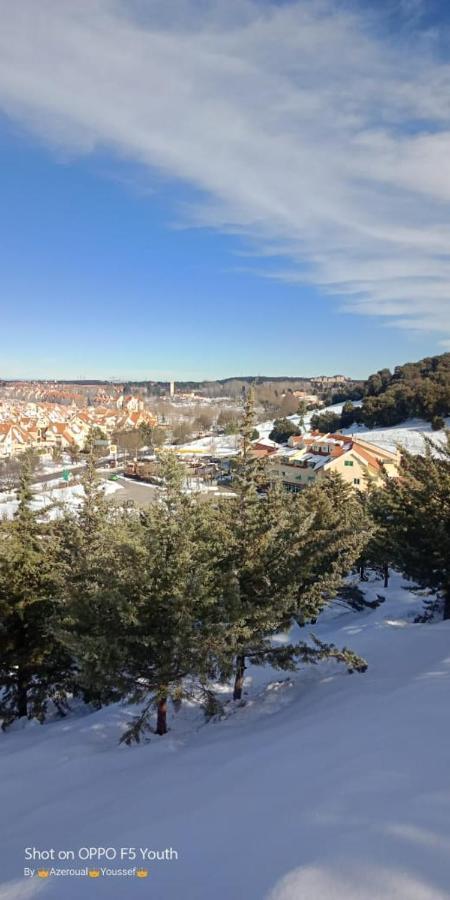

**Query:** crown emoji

left=37, top=870, right=49, bottom=878
left=136, top=869, right=149, bottom=878
left=88, top=870, right=101, bottom=878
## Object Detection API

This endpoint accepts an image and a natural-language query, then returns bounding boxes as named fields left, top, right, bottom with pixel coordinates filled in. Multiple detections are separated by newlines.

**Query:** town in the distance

left=3, top=354, right=447, bottom=502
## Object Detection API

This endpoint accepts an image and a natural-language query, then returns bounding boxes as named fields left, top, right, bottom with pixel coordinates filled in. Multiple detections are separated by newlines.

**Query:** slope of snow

left=0, top=480, right=123, bottom=520
left=256, top=401, right=363, bottom=440
left=258, top=403, right=448, bottom=456
left=1, top=574, right=450, bottom=899
left=171, top=434, right=241, bottom=456
left=341, top=417, right=450, bottom=454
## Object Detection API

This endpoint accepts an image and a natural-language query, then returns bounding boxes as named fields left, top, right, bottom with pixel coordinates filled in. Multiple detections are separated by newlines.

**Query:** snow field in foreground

left=1, top=573, right=450, bottom=898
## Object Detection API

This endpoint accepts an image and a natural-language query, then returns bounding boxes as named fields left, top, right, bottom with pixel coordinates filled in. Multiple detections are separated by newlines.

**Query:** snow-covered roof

left=253, top=437, right=280, bottom=449
left=304, top=453, right=330, bottom=470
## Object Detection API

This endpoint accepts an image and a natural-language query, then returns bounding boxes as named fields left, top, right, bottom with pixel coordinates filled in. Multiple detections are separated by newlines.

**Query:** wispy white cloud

left=0, top=0, right=449, bottom=342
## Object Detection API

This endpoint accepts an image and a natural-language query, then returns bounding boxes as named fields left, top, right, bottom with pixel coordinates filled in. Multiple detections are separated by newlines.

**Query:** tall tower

left=169, top=381, right=175, bottom=398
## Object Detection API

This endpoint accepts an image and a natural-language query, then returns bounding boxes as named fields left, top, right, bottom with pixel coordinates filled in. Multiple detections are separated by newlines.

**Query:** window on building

left=353, top=478, right=360, bottom=485
left=344, top=460, right=353, bottom=466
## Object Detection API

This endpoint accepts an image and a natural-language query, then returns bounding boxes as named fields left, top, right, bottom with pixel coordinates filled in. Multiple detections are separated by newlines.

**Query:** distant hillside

left=312, top=353, right=450, bottom=431
left=129, top=375, right=358, bottom=391
left=0, top=376, right=353, bottom=395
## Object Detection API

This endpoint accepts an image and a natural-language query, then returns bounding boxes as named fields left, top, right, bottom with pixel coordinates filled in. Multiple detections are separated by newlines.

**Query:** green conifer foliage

left=359, top=486, right=396, bottom=587
left=374, top=433, right=450, bottom=617
left=0, top=453, right=72, bottom=727
left=221, top=393, right=370, bottom=700
left=60, top=451, right=227, bottom=741
left=58, top=454, right=146, bottom=707
left=117, top=454, right=228, bottom=739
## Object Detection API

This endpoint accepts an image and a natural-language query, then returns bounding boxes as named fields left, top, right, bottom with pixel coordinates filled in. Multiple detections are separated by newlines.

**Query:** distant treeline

left=0, top=380, right=116, bottom=386
left=0, top=375, right=362, bottom=400
left=133, top=376, right=364, bottom=402
left=311, top=353, right=450, bottom=432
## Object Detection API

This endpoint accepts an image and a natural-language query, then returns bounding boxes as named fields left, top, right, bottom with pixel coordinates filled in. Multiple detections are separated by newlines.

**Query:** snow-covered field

left=0, top=480, right=123, bottom=520
left=172, top=433, right=241, bottom=456
left=38, top=455, right=83, bottom=475
left=342, top=417, right=450, bottom=454
left=1, top=574, right=449, bottom=899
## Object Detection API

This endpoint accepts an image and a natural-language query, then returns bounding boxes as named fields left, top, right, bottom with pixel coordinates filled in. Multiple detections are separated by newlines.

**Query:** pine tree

left=225, top=388, right=282, bottom=698
left=60, top=451, right=228, bottom=741
left=291, top=475, right=372, bottom=622
left=269, top=418, right=301, bottom=444
left=297, top=400, right=307, bottom=431
left=117, top=453, right=228, bottom=739
left=0, top=453, right=72, bottom=727
left=359, top=486, right=396, bottom=587
left=221, top=394, right=370, bottom=701
left=375, top=433, right=450, bottom=617
left=57, top=453, right=143, bottom=708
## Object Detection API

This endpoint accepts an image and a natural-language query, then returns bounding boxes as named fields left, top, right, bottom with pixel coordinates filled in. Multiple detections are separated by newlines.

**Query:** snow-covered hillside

left=258, top=404, right=449, bottom=457
left=1, top=575, right=449, bottom=899
left=256, top=402, right=359, bottom=441
left=341, top=417, right=450, bottom=455
left=170, top=433, right=241, bottom=456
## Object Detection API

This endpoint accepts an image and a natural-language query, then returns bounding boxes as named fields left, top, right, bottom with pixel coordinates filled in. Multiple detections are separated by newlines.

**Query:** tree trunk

left=16, top=623, right=28, bottom=719
left=383, top=564, right=389, bottom=589
left=443, top=592, right=450, bottom=621
left=233, top=655, right=246, bottom=701
left=359, top=563, right=365, bottom=581
left=156, top=697, right=168, bottom=735
left=17, top=673, right=28, bottom=719
left=81, top=687, right=103, bottom=709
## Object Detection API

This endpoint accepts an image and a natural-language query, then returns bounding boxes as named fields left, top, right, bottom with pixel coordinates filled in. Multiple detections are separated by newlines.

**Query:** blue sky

left=0, top=0, right=449, bottom=380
